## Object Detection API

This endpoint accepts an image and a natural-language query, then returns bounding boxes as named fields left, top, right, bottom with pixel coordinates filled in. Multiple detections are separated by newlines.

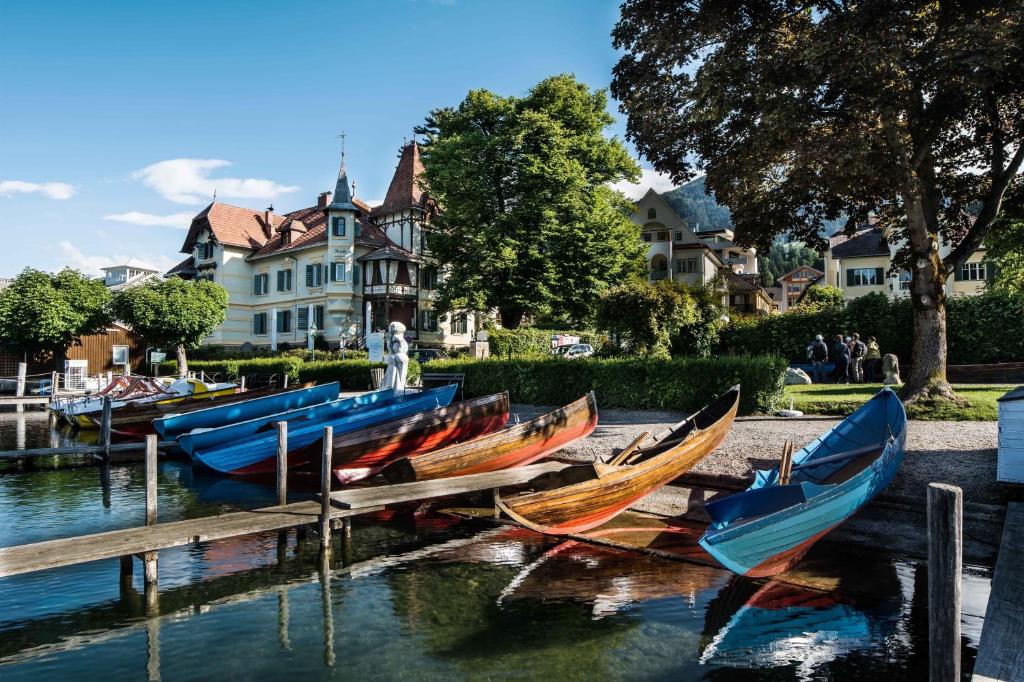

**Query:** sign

left=366, top=332, right=385, bottom=362
left=150, top=352, right=166, bottom=364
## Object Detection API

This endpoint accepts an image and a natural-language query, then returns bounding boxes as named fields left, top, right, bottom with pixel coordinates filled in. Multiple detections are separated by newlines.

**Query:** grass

left=783, top=383, right=1016, bottom=421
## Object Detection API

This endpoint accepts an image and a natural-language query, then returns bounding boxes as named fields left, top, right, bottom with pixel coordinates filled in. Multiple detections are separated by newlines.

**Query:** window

left=647, top=207, right=656, bottom=219
left=674, top=231, right=683, bottom=241
left=642, top=233, right=651, bottom=243
left=331, top=262, right=346, bottom=282
left=353, top=264, right=361, bottom=287
left=846, top=267, right=884, bottom=287
left=421, top=267, right=438, bottom=290
left=314, top=305, right=324, bottom=330
left=305, top=263, right=323, bottom=287
left=197, top=242, right=214, bottom=259
left=957, top=262, right=987, bottom=281
left=898, top=270, right=912, bottom=291
left=112, top=345, right=129, bottom=365
left=297, top=307, right=309, bottom=331
left=788, top=284, right=802, bottom=293
left=253, top=273, right=269, bottom=295
left=277, top=310, right=292, bottom=333
left=675, top=258, right=698, bottom=274
left=657, top=231, right=669, bottom=241
left=331, top=216, right=346, bottom=237
left=277, top=269, right=292, bottom=292
left=420, top=309, right=438, bottom=332
left=453, top=313, right=469, bottom=335
left=253, top=312, right=267, bottom=335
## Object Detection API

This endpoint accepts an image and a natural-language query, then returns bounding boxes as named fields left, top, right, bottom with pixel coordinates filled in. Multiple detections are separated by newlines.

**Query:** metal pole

left=319, top=426, right=333, bottom=552
left=928, top=482, right=962, bottom=682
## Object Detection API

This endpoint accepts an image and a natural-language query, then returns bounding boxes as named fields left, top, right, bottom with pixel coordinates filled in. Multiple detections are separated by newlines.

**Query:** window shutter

left=254, top=274, right=261, bottom=294
left=297, top=307, right=308, bottom=330
left=954, top=265, right=963, bottom=281
left=353, top=264, right=361, bottom=287
left=315, top=263, right=322, bottom=286
left=846, top=269, right=855, bottom=287
left=874, top=268, right=884, bottom=285
left=276, top=271, right=284, bottom=291
left=305, top=264, right=313, bottom=286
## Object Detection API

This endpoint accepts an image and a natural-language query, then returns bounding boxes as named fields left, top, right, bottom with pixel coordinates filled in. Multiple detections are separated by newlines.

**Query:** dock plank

left=972, top=502, right=1024, bottom=682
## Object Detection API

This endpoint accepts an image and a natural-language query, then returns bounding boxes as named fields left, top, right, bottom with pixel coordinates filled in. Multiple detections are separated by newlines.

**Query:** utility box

left=998, top=386, right=1024, bottom=484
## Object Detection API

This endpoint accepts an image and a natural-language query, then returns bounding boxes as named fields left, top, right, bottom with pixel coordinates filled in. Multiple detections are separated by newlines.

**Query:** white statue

left=382, top=321, right=409, bottom=391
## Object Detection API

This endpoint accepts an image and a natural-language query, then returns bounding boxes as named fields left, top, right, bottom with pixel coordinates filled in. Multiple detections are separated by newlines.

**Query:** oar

left=605, top=431, right=650, bottom=467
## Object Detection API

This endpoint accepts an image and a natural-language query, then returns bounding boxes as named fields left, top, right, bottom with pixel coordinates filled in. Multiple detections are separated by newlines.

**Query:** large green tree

left=612, top=1, right=1024, bottom=403
left=597, top=278, right=696, bottom=358
left=416, top=74, right=647, bottom=328
left=112, top=278, right=228, bottom=377
left=0, top=268, right=112, bottom=360
left=984, top=186, right=1024, bottom=296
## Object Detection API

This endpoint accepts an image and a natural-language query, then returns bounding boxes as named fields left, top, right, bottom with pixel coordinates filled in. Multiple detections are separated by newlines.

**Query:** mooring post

left=240, top=375, right=246, bottom=392
left=341, top=518, right=353, bottom=566
left=276, top=421, right=289, bottom=553
left=928, top=482, right=962, bottom=682
left=15, top=362, right=26, bottom=398
left=49, top=370, right=58, bottom=402
left=143, top=434, right=159, bottom=604
left=319, top=426, right=333, bottom=552
left=120, top=554, right=133, bottom=593
left=319, top=548, right=335, bottom=667
left=99, top=396, right=113, bottom=461
left=283, top=374, right=289, bottom=388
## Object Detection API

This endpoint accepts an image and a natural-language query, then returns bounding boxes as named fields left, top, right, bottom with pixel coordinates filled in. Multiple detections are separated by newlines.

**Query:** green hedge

left=720, top=290, right=1024, bottom=365
left=422, top=355, right=787, bottom=415
left=487, top=327, right=602, bottom=358
left=159, top=357, right=421, bottom=390
left=298, top=359, right=421, bottom=390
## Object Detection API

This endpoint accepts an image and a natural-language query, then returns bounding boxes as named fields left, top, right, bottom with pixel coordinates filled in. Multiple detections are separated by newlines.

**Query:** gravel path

left=511, top=404, right=1001, bottom=506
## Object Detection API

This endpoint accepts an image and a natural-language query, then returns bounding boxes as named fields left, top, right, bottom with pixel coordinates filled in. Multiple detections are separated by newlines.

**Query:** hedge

left=158, top=356, right=420, bottom=390
left=421, top=355, right=787, bottom=415
left=720, top=290, right=1024, bottom=365
left=487, top=327, right=602, bottom=358
left=297, top=359, right=421, bottom=390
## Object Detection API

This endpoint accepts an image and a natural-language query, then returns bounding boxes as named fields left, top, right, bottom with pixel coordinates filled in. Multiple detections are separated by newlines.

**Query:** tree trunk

left=176, top=344, right=188, bottom=378
left=499, top=306, right=524, bottom=329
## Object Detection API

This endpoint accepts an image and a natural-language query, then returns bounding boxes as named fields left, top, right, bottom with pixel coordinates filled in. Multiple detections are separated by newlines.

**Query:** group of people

left=806, top=333, right=881, bottom=384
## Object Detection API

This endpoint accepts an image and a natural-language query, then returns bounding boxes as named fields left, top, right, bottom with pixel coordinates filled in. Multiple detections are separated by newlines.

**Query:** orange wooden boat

left=381, top=392, right=598, bottom=483
left=317, top=392, right=511, bottom=484
left=495, top=386, right=739, bottom=535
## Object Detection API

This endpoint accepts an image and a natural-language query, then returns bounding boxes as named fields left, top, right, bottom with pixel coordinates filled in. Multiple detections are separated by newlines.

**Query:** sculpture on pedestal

left=882, top=354, right=902, bottom=386
left=382, top=322, right=410, bottom=391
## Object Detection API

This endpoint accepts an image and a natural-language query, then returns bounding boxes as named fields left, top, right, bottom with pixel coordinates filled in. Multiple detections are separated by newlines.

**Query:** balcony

left=363, top=283, right=418, bottom=298
left=649, top=271, right=669, bottom=282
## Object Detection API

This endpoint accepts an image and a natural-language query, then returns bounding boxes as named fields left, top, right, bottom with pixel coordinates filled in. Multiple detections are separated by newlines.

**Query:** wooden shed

left=998, top=386, right=1024, bottom=484
left=57, top=323, right=146, bottom=375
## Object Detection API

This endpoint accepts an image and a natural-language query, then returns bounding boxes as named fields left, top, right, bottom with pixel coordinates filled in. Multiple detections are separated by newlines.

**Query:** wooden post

left=120, top=554, right=133, bottom=592
left=283, top=374, right=289, bottom=388
left=239, top=375, right=246, bottom=392
left=493, top=488, right=501, bottom=518
left=143, top=434, right=159, bottom=594
left=319, top=549, right=335, bottom=667
left=276, top=422, right=288, bottom=507
left=99, top=396, right=113, bottom=461
left=341, top=518, right=353, bottom=566
left=277, top=586, right=291, bottom=650
left=50, top=370, right=58, bottom=402
left=319, top=426, right=333, bottom=552
left=928, top=482, right=962, bottom=682
left=15, top=362, right=26, bottom=397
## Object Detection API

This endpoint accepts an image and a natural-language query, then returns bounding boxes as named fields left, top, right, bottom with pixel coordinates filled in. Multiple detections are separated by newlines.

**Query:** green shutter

left=305, top=265, right=313, bottom=286
left=874, top=267, right=884, bottom=285
left=846, top=269, right=855, bottom=287
left=954, top=264, right=963, bottom=281
left=297, top=307, right=308, bottom=330
left=353, top=264, right=361, bottom=287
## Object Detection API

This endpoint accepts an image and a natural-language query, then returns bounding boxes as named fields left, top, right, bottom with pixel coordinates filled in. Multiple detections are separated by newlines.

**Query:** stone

left=785, top=367, right=812, bottom=385
left=882, top=353, right=902, bottom=386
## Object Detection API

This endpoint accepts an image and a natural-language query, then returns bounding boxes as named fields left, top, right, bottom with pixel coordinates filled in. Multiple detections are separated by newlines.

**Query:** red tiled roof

left=248, top=203, right=387, bottom=259
left=180, top=202, right=286, bottom=253
left=372, top=142, right=427, bottom=217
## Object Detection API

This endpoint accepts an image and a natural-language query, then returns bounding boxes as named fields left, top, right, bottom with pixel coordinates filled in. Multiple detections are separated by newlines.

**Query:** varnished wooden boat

left=495, top=386, right=739, bottom=535
left=380, top=392, right=599, bottom=483
left=314, top=392, right=511, bottom=484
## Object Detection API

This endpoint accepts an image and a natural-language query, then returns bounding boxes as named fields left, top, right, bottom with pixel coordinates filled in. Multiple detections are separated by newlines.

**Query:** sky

left=0, top=0, right=676, bottom=278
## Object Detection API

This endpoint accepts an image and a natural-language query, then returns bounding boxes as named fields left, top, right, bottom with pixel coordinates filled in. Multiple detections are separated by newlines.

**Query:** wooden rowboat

left=317, top=392, right=511, bottom=484
left=698, top=387, right=907, bottom=578
left=494, top=386, right=739, bottom=535
left=380, top=392, right=599, bottom=483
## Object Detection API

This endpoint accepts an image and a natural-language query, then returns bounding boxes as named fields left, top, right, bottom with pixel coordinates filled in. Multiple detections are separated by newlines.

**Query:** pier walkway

left=0, top=461, right=569, bottom=579
left=972, top=501, right=1024, bottom=682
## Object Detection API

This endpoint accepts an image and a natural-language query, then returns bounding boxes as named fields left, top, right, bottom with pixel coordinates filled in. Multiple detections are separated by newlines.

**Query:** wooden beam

left=972, top=502, right=1024, bottom=682
left=99, top=397, right=113, bottom=461
left=928, top=482, right=962, bottom=682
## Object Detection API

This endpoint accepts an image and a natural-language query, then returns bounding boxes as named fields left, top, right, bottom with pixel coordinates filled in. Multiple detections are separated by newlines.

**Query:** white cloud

left=57, top=241, right=178, bottom=276
left=103, top=211, right=194, bottom=229
left=609, top=167, right=678, bottom=200
left=131, top=159, right=299, bottom=205
left=0, top=180, right=75, bottom=200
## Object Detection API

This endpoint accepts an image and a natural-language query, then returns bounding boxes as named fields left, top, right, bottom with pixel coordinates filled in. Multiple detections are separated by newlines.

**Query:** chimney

left=318, top=191, right=332, bottom=209
left=263, top=205, right=274, bottom=239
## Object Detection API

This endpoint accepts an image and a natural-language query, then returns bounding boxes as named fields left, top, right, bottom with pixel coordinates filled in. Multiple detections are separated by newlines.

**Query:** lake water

left=0, top=407, right=990, bottom=680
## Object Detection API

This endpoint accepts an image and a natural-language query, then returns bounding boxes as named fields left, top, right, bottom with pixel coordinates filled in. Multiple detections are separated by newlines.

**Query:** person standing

left=850, top=333, right=867, bottom=383
left=808, top=334, right=829, bottom=383
left=864, top=336, right=881, bottom=382
left=832, top=334, right=851, bottom=384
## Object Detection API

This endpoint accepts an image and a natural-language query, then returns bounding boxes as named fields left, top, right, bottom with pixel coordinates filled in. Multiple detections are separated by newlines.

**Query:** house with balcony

left=775, top=264, right=825, bottom=312
left=101, top=260, right=161, bottom=292
left=166, top=141, right=477, bottom=349
left=822, top=223, right=989, bottom=301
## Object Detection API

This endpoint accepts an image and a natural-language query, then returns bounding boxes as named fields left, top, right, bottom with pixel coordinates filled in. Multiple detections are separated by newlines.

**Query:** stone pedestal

left=470, top=341, right=490, bottom=360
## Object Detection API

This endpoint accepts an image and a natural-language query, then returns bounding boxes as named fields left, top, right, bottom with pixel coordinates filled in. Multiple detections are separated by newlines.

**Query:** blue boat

left=192, top=384, right=459, bottom=475
left=153, top=383, right=340, bottom=439
left=177, top=388, right=395, bottom=458
left=699, top=387, right=907, bottom=577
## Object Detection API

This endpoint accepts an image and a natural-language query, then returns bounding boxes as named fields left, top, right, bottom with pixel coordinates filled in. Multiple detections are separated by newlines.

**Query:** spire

left=326, top=133, right=361, bottom=215
left=378, top=140, right=426, bottom=215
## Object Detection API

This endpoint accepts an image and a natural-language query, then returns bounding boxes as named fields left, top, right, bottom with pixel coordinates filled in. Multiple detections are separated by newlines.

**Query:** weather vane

left=337, top=131, right=347, bottom=165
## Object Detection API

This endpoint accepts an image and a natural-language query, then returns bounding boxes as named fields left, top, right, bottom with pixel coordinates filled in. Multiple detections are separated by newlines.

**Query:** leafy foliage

left=417, top=74, right=646, bottom=328
left=158, top=357, right=421, bottom=389
left=486, top=327, right=600, bottom=358
left=596, top=279, right=696, bottom=358
left=0, top=268, right=111, bottom=358
left=984, top=187, right=1024, bottom=296
left=759, top=242, right=823, bottom=286
left=611, top=0, right=1024, bottom=396
left=659, top=177, right=732, bottom=231
left=423, top=355, right=788, bottom=416
left=798, top=285, right=846, bottom=311
left=670, top=283, right=727, bottom=357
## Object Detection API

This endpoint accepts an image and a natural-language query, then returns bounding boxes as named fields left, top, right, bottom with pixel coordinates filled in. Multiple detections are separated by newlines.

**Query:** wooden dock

left=972, top=501, right=1024, bottom=682
left=0, top=460, right=569, bottom=579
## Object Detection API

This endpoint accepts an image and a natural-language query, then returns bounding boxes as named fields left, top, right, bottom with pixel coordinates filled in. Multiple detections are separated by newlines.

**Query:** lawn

left=783, top=383, right=1016, bottom=421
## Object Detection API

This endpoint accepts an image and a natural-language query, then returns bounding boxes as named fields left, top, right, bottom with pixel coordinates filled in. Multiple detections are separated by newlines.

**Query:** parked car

left=562, top=344, right=594, bottom=359
left=409, top=348, right=450, bottom=364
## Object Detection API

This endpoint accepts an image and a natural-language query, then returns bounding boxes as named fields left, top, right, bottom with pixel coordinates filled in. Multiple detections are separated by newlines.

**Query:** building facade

left=167, top=142, right=477, bottom=349
left=775, top=264, right=825, bottom=311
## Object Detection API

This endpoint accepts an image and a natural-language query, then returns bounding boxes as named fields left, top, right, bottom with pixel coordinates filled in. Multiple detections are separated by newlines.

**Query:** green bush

left=298, top=359, right=421, bottom=390
left=422, top=355, right=787, bottom=415
left=720, top=290, right=1023, bottom=365
left=159, top=355, right=421, bottom=389
left=487, top=327, right=601, bottom=358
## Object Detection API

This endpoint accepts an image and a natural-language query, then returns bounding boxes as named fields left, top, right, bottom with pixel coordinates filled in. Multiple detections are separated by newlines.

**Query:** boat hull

left=699, top=388, right=907, bottom=577
left=381, top=392, right=599, bottom=483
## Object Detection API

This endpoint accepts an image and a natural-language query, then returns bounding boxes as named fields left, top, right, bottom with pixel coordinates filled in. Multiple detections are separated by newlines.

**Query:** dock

left=0, top=460, right=570, bottom=579
left=972, top=501, right=1024, bottom=682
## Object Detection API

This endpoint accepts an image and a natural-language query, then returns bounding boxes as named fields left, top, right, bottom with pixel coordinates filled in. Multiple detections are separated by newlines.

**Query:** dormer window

left=647, top=208, right=656, bottom=219
left=197, top=242, right=214, bottom=259
left=332, top=217, right=346, bottom=237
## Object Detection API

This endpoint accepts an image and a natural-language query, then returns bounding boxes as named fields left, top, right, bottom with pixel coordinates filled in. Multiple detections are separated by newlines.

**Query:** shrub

left=421, top=355, right=787, bottom=415
left=487, top=327, right=601, bottom=358
left=159, top=355, right=421, bottom=389
left=298, top=359, right=421, bottom=390
left=158, top=356, right=305, bottom=382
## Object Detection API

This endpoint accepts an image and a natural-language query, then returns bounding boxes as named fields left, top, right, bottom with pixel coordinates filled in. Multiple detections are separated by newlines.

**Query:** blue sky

left=0, top=0, right=674, bottom=278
